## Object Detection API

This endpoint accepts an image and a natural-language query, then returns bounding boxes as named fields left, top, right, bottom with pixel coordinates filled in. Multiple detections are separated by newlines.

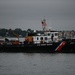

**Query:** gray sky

left=0, top=0, right=75, bottom=30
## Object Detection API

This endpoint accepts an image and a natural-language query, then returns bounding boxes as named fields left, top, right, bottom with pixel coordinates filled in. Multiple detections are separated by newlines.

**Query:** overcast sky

left=0, top=0, right=75, bottom=30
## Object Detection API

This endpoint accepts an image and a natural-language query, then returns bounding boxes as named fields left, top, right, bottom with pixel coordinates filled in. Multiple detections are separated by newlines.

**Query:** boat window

left=41, top=37, right=43, bottom=40
left=44, top=34, right=47, bottom=36
left=37, top=37, right=39, bottom=40
left=55, top=33, right=58, bottom=36
left=45, top=37, right=47, bottom=40
left=48, top=33, right=51, bottom=36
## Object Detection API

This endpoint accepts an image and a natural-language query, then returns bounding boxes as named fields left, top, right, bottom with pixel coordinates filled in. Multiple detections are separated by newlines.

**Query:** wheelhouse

left=32, top=31, right=59, bottom=44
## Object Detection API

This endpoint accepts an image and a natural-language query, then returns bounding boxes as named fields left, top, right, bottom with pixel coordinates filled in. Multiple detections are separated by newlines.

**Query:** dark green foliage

left=0, top=28, right=27, bottom=37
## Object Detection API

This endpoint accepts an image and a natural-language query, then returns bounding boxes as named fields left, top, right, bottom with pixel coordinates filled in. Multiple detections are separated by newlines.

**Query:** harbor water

left=0, top=53, right=75, bottom=75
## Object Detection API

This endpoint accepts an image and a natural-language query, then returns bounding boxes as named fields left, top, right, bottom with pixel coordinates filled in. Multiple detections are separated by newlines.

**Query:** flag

left=41, top=19, right=47, bottom=26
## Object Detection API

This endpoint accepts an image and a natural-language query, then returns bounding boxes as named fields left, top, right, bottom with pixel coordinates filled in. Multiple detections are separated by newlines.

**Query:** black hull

left=0, top=43, right=59, bottom=53
left=0, top=39, right=75, bottom=53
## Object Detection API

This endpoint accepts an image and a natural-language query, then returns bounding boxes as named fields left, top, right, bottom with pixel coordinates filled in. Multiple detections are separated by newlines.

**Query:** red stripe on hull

left=55, top=41, right=66, bottom=51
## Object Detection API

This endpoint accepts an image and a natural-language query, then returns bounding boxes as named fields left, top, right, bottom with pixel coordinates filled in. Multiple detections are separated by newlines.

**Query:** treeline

left=0, top=28, right=31, bottom=37
left=0, top=28, right=75, bottom=38
left=0, top=28, right=43, bottom=37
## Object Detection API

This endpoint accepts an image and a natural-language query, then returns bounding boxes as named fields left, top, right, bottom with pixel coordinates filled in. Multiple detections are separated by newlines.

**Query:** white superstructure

left=32, top=31, right=59, bottom=44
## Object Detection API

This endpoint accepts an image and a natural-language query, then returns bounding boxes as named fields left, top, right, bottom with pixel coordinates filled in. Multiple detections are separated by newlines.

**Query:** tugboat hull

left=0, top=43, right=59, bottom=53
left=0, top=39, right=75, bottom=53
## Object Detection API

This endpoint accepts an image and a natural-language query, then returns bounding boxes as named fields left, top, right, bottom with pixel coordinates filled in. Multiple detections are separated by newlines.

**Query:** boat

left=0, top=38, right=75, bottom=53
left=0, top=18, right=75, bottom=53
left=0, top=31, right=60, bottom=53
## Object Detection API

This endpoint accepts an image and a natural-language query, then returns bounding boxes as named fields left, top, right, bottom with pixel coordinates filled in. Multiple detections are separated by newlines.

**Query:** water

left=0, top=53, right=75, bottom=75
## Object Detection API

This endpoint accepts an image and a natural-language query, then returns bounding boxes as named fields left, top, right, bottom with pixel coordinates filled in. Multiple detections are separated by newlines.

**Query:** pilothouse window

left=45, top=37, right=47, bottom=40
left=55, top=33, right=58, bottom=36
left=48, top=33, right=51, bottom=36
left=41, top=37, right=43, bottom=40
left=37, top=37, right=39, bottom=40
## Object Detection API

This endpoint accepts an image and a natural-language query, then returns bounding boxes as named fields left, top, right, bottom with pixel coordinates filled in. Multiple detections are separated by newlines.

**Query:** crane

left=11, top=31, right=19, bottom=41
